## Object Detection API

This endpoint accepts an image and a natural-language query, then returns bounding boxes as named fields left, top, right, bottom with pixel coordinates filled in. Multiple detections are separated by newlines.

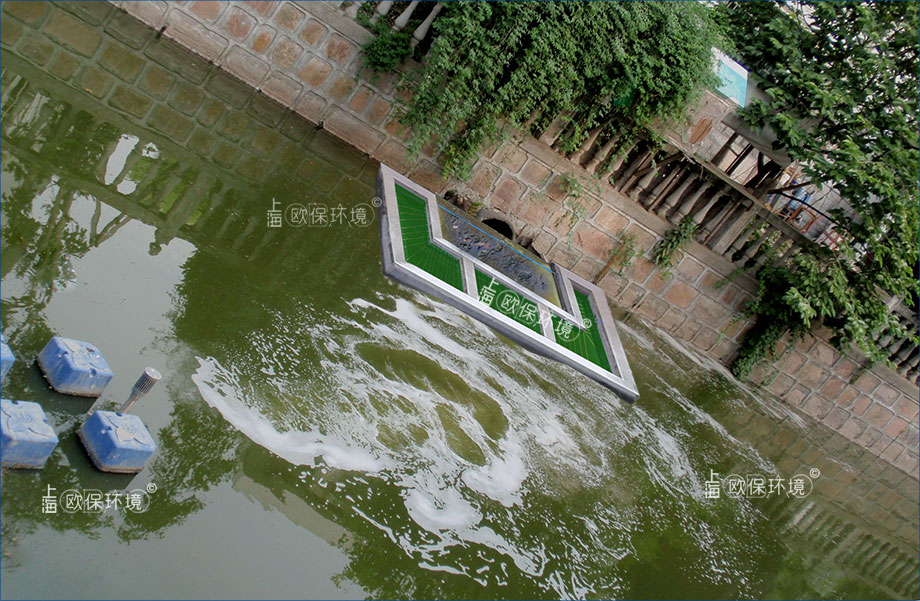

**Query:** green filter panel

left=395, top=183, right=464, bottom=292
left=551, top=290, right=611, bottom=372
left=474, top=270, right=542, bottom=335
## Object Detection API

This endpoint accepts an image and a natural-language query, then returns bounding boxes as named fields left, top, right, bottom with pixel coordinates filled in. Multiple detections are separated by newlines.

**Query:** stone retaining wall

left=6, top=0, right=914, bottom=479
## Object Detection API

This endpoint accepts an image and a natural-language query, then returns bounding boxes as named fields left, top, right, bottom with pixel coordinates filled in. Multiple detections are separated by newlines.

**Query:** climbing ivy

left=716, top=1, right=919, bottom=377
left=359, top=18, right=413, bottom=74
left=652, top=217, right=699, bottom=279
left=372, top=2, right=721, bottom=179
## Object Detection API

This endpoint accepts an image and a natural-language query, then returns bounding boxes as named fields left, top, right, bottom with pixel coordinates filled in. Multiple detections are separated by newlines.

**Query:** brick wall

left=9, top=0, right=912, bottom=479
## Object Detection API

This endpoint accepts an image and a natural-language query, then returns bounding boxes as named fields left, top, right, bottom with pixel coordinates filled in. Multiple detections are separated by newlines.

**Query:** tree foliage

left=716, top=1, right=919, bottom=377
left=384, top=2, right=721, bottom=178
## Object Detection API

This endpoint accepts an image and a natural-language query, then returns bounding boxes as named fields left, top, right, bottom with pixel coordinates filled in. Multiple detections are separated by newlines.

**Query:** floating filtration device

left=1, top=335, right=15, bottom=382
left=1, top=399, right=59, bottom=469
left=37, top=336, right=114, bottom=397
left=78, top=411, right=157, bottom=474
left=376, top=164, right=639, bottom=401
left=78, top=368, right=160, bottom=474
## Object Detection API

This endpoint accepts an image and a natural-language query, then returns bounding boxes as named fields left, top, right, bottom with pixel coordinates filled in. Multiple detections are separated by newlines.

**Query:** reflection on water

left=1, top=7, right=918, bottom=600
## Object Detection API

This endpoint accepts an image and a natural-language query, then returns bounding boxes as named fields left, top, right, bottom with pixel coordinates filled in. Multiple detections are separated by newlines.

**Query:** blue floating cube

left=1, top=399, right=59, bottom=469
left=1, top=335, right=14, bottom=381
left=78, top=410, right=156, bottom=474
left=37, top=336, right=113, bottom=397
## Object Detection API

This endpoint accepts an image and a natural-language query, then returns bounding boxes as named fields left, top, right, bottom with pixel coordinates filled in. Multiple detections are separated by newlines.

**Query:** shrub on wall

left=366, top=2, right=721, bottom=179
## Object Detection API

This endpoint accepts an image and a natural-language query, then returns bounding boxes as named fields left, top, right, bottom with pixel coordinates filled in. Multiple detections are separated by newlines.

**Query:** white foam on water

left=404, top=487, right=481, bottom=532
left=191, top=287, right=776, bottom=598
left=461, top=441, right=527, bottom=508
left=193, top=356, right=388, bottom=473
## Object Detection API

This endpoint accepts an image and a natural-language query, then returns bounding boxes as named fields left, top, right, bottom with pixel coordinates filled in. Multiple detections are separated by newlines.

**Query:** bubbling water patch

left=192, top=289, right=765, bottom=596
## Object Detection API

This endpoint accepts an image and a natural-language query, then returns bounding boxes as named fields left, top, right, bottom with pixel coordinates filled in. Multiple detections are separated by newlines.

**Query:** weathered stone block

left=79, top=67, right=114, bottom=98
left=43, top=9, right=101, bottom=57
left=324, top=33, right=354, bottom=65
left=784, top=385, right=810, bottom=407
left=243, top=0, right=276, bottom=17
left=884, top=416, right=909, bottom=439
left=138, top=64, right=175, bottom=99
left=822, top=407, right=850, bottom=429
left=261, top=72, right=302, bottom=107
left=496, top=145, right=528, bottom=173
left=144, top=37, right=210, bottom=84
left=216, top=111, right=251, bottom=142
left=851, top=394, right=872, bottom=416
left=864, top=402, right=894, bottom=429
left=834, top=386, right=859, bottom=408
left=1, top=17, right=23, bottom=47
left=324, top=106, right=384, bottom=155
left=691, top=327, right=720, bottom=352
left=658, top=307, right=686, bottom=333
left=271, top=35, right=303, bottom=70
left=187, top=128, right=216, bottom=155
left=19, top=36, right=53, bottom=65
left=328, top=72, right=355, bottom=101
left=593, top=206, right=628, bottom=236
left=520, top=158, right=551, bottom=188
left=688, top=294, right=729, bottom=327
left=205, top=72, right=252, bottom=109
left=169, top=81, right=206, bottom=115
left=4, top=1, right=50, bottom=25
left=348, top=85, right=373, bottom=113
left=801, top=395, right=833, bottom=420
left=675, top=256, right=704, bottom=283
left=99, top=42, right=144, bottom=82
left=212, top=142, right=241, bottom=168
left=299, top=18, right=327, bottom=47
left=619, top=284, right=646, bottom=309
left=365, top=97, right=391, bottom=125
left=246, top=93, right=286, bottom=127
left=274, top=3, right=305, bottom=31
left=148, top=105, right=194, bottom=142
left=781, top=351, right=807, bottom=375
left=246, top=125, right=282, bottom=157
left=854, top=372, right=881, bottom=394
left=819, top=377, right=847, bottom=401
left=409, top=160, right=447, bottom=194
left=190, top=1, right=224, bottom=21
left=250, top=25, right=275, bottom=53
left=299, top=55, right=332, bottom=88
left=109, top=84, right=153, bottom=118
left=163, top=10, right=228, bottom=61
left=894, top=396, right=919, bottom=421
left=491, top=177, right=524, bottom=213
left=121, top=1, right=168, bottom=28
left=623, top=223, right=656, bottom=254
left=645, top=270, right=669, bottom=295
left=222, top=45, right=269, bottom=86
left=572, top=222, right=614, bottom=261
left=839, top=417, right=867, bottom=441
left=222, top=6, right=255, bottom=40
left=796, top=360, right=829, bottom=389
left=295, top=90, right=326, bottom=123
left=662, top=281, right=698, bottom=310
left=196, top=99, right=225, bottom=126
left=372, top=139, right=412, bottom=174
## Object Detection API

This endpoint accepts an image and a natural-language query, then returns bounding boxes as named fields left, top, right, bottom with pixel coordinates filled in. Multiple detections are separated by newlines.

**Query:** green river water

left=0, top=7, right=917, bottom=599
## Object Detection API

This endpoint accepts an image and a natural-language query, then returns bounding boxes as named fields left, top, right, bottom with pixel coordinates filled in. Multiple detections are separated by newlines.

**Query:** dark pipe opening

left=482, top=218, right=514, bottom=240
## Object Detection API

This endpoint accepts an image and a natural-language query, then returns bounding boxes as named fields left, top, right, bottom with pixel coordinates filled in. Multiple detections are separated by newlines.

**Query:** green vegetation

left=609, top=233, right=639, bottom=276
left=359, top=19, right=413, bottom=73
left=368, top=2, right=720, bottom=179
left=716, top=1, right=919, bottom=378
left=652, top=217, right=698, bottom=280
